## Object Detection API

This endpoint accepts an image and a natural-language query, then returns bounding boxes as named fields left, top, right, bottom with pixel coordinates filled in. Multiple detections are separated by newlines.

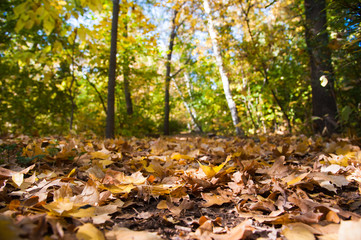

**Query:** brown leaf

left=212, top=219, right=254, bottom=240
left=201, top=193, right=231, bottom=207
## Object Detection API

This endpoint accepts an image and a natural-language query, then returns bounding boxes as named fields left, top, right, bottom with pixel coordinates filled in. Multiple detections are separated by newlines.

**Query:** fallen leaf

left=201, top=193, right=231, bottom=207
left=105, top=226, right=162, bottom=240
left=11, top=172, right=24, bottom=188
left=212, top=219, right=254, bottom=240
left=282, top=222, right=316, bottom=240
left=198, top=155, right=231, bottom=178
left=76, top=223, right=105, bottom=240
left=338, top=219, right=361, bottom=240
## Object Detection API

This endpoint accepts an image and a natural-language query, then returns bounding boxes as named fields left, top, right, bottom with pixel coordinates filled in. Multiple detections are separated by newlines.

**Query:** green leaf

left=13, top=2, right=28, bottom=18
left=43, top=15, right=55, bottom=35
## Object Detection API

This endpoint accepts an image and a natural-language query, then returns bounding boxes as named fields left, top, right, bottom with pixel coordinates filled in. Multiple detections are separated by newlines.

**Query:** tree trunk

left=203, top=0, right=245, bottom=136
left=69, top=30, right=77, bottom=131
left=106, top=0, right=120, bottom=139
left=304, top=0, right=338, bottom=135
left=164, top=9, right=178, bottom=135
left=121, top=0, right=133, bottom=115
left=173, top=80, right=203, bottom=132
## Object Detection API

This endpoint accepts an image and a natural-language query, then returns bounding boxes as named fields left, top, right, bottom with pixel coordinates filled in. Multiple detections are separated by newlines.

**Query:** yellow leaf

left=53, top=40, right=63, bottom=54
left=58, top=1, right=67, bottom=6
left=67, top=168, right=76, bottom=178
left=105, top=226, right=162, bottom=240
left=78, top=26, right=87, bottom=42
left=43, top=15, right=55, bottom=35
left=98, top=159, right=113, bottom=168
left=15, top=19, right=25, bottom=32
left=44, top=198, right=75, bottom=215
left=90, top=151, right=110, bottom=160
left=68, top=207, right=96, bottom=218
left=76, top=223, right=105, bottom=240
left=24, top=19, right=34, bottom=29
left=100, top=184, right=135, bottom=194
left=282, top=223, right=316, bottom=240
left=287, top=172, right=309, bottom=186
left=13, top=2, right=28, bottom=18
left=12, top=172, right=24, bottom=188
left=171, top=152, right=193, bottom=161
left=198, top=155, right=231, bottom=178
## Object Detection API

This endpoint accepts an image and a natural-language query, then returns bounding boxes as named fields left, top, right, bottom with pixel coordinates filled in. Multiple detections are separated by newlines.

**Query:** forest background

left=0, top=0, right=360, bottom=138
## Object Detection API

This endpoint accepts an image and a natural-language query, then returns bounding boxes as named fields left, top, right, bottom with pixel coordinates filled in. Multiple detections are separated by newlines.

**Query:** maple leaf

left=198, top=155, right=231, bottom=178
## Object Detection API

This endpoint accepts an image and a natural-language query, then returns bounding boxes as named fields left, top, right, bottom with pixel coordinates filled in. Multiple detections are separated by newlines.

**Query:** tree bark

left=203, top=0, right=245, bottom=136
left=106, top=0, right=120, bottom=139
left=173, top=79, right=203, bottom=132
left=164, top=9, right=178, bottom=135
left=304, top=0, right=338, bottom=135
left=69, top=30, right=77, bottom=131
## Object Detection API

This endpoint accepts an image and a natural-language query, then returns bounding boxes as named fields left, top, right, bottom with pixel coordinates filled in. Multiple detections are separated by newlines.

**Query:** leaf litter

left=0, top=134, right=361, bottom=239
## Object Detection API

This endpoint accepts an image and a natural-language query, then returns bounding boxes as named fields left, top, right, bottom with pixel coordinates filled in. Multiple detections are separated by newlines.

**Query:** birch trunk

left=203, top=0, right=245, bottom=136
left=173, top=80, right=203, bottom=132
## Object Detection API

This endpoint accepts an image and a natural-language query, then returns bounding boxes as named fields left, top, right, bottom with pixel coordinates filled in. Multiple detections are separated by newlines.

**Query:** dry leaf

left=338, top=219, right=361, bottom=240
left=105, top=227, right=162, bottom=240
left=212, top=219, right=254, bottom=240
left=282, top=223, right=316, bottom=240
left=76, top=223, right=105, bottom=240
left=198, top=155, right=231, bottom=178
left=201, top=193, right=231, bottom=207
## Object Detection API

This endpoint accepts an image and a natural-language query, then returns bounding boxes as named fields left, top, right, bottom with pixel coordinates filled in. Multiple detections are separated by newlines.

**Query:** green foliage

left=0, top=0, right=360, bottom=137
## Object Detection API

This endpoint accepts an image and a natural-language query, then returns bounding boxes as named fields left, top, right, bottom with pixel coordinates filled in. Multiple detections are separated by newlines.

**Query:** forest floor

left=1, top=133, right=361, bottom=240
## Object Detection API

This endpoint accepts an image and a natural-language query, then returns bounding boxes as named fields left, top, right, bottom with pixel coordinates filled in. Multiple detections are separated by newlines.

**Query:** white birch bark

left=173, top=80, right=202, bottom=132
left=203, top=0, right=244, bottom=136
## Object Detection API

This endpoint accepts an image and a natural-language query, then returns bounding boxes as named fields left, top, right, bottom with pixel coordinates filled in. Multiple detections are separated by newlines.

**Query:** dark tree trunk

left=69, top=31, right=77, bottom=131
left=304, top=0, right=338, bottom=135
left=164, top=9, right=178, bottom=135
left=106, top=0, right=120, bottom=139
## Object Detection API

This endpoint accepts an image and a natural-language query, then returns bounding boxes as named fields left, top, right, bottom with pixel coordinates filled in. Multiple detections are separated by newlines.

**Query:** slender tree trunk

left=184, top=72, right=194, bottom=99
left=164, top=9, right=178, bottom=135
left=203, top=0, right=245, bottom=136
left=85, top=77, right=107, bottom=114
left=304, top=0, right=338, bottom=135
left=241, top=4, right=292, bottom=134
left=106, top=0, right=120, bottom=139
left=121, top=0, right=133, bottom=115
left=69, top=30, right=77, bottom=131
left=173, top=80, right=203, bottom=132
